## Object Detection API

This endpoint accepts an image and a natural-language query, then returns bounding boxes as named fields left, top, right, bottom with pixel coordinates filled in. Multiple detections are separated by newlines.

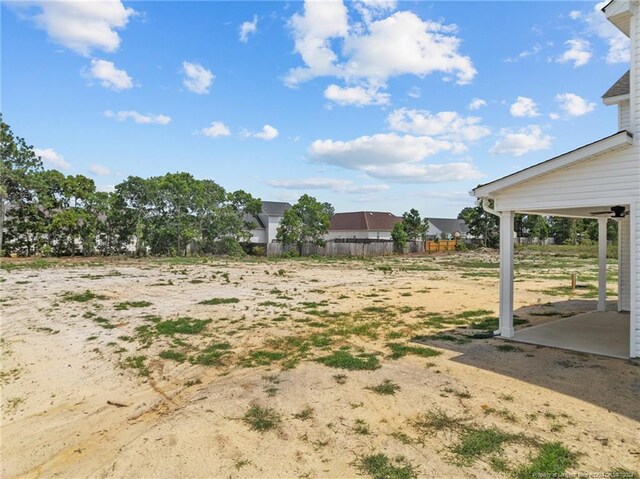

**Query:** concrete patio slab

left=506, top=311, right=630, bottom=359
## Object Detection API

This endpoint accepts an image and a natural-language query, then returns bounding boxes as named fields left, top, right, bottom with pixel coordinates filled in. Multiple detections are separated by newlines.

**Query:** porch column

left=498, top=211, right=515, bottom=337
left=597, top=217, right=607, bottom=312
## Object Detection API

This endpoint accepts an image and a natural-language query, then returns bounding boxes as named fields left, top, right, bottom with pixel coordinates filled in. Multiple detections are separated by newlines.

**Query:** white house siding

left=619, top=101, right=631, bottom=130
left=267, top=216, right=283, bottom=243
left=619, top=216, right=631, bottom=311
left=493, top=145, right=640, bottom=212
left=634, top=200, right=640, bottom=357
left=632, top=3, right=640, bottom=358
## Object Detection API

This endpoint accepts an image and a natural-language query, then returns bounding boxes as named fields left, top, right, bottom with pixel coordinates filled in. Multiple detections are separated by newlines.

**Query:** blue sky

left=2, top=0, right=630, bottom=217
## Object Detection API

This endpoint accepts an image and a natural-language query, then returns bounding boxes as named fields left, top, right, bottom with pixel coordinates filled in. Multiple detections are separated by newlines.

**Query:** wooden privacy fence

left=266, top=240, right=458, bottom=257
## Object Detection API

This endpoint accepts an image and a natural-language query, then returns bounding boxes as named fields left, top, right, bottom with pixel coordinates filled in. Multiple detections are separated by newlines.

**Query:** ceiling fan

left=589, top=205, right=628, bottom=218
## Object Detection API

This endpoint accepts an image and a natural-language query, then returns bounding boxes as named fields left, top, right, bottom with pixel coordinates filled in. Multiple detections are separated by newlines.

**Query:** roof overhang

left=603, top=93, right=630, bottom=105
left=601, top=0, right=633, bottom=37
left=472, top=130, right=633, bottom=198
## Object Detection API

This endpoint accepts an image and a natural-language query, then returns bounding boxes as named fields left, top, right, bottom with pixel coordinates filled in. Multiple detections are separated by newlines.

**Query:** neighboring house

left=326, top=211, right=402, bottom=241
left=248, top=201, right=292, bottom=244
left=471, top=0, right=639, bottom=359
left=426, top=218, right=469, bottom=240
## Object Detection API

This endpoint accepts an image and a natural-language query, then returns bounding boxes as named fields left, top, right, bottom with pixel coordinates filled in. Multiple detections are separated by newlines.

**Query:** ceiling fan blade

left=590, top=211, right=611, bottom=215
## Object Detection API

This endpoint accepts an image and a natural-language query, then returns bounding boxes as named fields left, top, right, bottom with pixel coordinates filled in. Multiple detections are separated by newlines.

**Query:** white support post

left=498, top=211, right=515, bottom=338
left=598, top=217, right=607, bottom=312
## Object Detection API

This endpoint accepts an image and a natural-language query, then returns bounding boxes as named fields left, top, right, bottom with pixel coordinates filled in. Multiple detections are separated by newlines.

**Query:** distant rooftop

left=261, top=201, right=292, bottom=216
left=329, top=211, right=401, bottom=231
left=602, top=70, right=630, bottom=99
left=428, top=218, right=468, bottom=235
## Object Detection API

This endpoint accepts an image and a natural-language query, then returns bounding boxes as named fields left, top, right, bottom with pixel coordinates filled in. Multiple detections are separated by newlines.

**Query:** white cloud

left=324, top=84, right=390, bottom=106
left=509, top=96, right=540, bottom=118
left=308, top=132, right=483, bottom=183
left=310, top=133, right=455, bottom=168
left=468, top=98, right=487, bottom=111
left=104, top=110, right=171, bottom=125
left=407, top=86, right=421, bottom=98
left=285, top=2, right=476, bottom=103
left=584, top=2, right=629, bottom=64
left=557, top=38, right=592, bottom=67
left=490, top=125, right=552, bottom=157
left=239, top=15, right=258, bottom=43
left=11, top=0, right=135, bottom=56
left=353, top=0, right=397, bottom=24
left=267, top=178, right=389, bottom=194
left=34, top=148, right=70, bottom=170
left=245, top=124, right=279, bottom=141
left=201, top=121, right=231, bottom=137
left=504, top=44, right=542, bottom=63
left=286, top=0, right=349, bottom=86
left=89, top=164, right=112, bottom=176
left=86, top=59, right=133, bottom=91
left=387, top=108, right=490, bottom=142
left=555, top=93, right=596, bottom=117
left=342, top=11, right=476, bottom=85
left=569, top=10, right=582, bottom=20
left=182, top=61, right=214, bottom=94
left=549, top=113, right=561, bottom=120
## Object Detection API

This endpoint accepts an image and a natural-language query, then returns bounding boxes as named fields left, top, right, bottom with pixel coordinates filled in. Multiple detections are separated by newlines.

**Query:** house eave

left=601, top=0, right=633, bottom=37
left=472, top=130, right=634, bottom=199
left=602, top=93, right=630, bottom=105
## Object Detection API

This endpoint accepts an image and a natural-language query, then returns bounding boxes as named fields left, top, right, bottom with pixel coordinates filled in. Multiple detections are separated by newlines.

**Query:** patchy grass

left=413, top=333, right=470, bottom=344
left=353, top=419, right=371, bottom=435
left=155, top=317, right=211, bottom=335
left=62, top=290, right=108, bottom=302
left=159, top=349, right=187, bottom=363
left=513, top=442, right=578, bottom=479
left=199, top=297, right=240, bottom=305
left=451, top=427, right=519, bottom=466
left=114, top=300, right=152, bottom=310
left=121, top=355, right=150, bottom=377
left=243, top=405, right=282, bottom=432
left=240, top=350, right=286, bottom=367
left=190, top=342, right=232, bottom=366
left=366, top=379, right=401, bottom=396
left=412, top=408, right=467, bottom=434
left=387, top=342, right=441, bottom=359
left=316, top=350, right=380, bottom=371
left=293, top=406, right=314, bottom=421
left=358, top=453, right=418, bottom=479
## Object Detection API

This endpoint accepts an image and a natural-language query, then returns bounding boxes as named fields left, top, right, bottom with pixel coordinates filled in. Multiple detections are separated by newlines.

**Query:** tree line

left=457, top=202, right=618, bottom=248
left=1, top=116, right=263, bottom=257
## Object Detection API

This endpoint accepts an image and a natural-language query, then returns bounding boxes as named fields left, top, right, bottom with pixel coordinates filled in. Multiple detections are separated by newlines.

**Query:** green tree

left=400, top=208, right=429, bottom=241
left=458, top=203, right=499, bottom=248
left=276, top=194, right=332, bottom=253
left=391, top=222, right=408, bottom=251
left=1, top=115, right=44, bottom=255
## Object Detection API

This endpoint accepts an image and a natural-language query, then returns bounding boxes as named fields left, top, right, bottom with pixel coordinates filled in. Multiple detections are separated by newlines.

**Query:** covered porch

left=493, top=204, right=632, bottom=358
left=472, top=130, right=638, bottom=359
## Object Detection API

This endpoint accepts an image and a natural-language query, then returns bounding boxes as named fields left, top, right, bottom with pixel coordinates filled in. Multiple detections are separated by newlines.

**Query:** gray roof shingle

left=427, top=218, right=468, bottom=235
left=261, top=201, right=292, bottom=216
left=602, top=70, right=630, bottom=99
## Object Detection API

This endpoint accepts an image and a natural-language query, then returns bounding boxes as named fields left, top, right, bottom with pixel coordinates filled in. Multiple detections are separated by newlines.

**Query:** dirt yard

left=1, top=251, right=638, bottom=478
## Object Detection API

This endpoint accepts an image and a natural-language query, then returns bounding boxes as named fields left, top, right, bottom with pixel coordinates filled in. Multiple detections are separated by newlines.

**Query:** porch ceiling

left=516, top=204, right=631, bottom=219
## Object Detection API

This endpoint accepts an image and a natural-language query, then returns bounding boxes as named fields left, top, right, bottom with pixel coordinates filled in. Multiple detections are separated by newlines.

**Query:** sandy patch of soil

left=1, top=253, right=638, bottom=478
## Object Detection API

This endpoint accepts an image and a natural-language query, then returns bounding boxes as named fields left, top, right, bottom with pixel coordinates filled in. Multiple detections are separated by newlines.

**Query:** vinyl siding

left=619, top=101, right=631, bottom=130
left=632, top=5, right=639, bottom=357
left=493, top=145, right=640, bottom=211
left=619, top=216, right=630, bottom=311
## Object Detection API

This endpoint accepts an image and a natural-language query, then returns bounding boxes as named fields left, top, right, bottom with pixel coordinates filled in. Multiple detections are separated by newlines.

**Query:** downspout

left=479, top=197, right=503, bottom=337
